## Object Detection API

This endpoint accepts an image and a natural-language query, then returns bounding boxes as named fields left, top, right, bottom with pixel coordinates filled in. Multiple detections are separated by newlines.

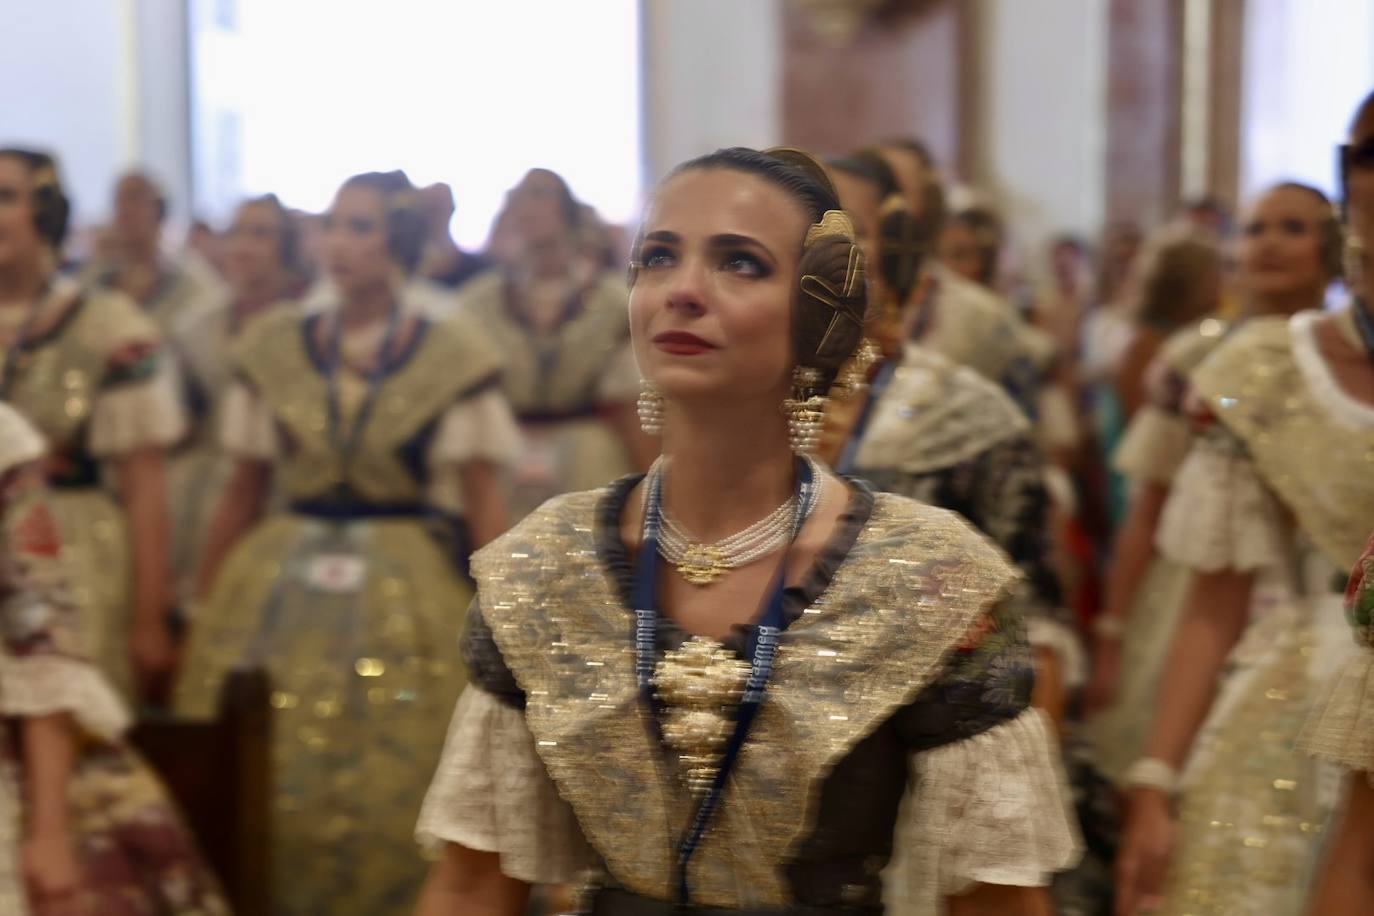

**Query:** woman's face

left=1347, top=105, right=1374, bottom=302
left=830, top=170, right=880, bottom=283
left=1236, top=186, right=1330, bottom=302
left=0, top=157, right=45, bottom=272
left=224, top=200, right=287, bottom=293
left=323, top=184, right=394, bottom=298
left=630, top=168, right=807, bottom=407
left=939, top=221, right=983, bottom=285
left=507, top=170, right=571, bottom=248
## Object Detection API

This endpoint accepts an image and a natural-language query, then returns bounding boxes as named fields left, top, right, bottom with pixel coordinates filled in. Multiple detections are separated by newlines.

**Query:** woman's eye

left=1243, top=221, right=1263, bottom=237
left=723, top=251, right=767, bottom=277
left=348, top=217, right=375, bottom=235
left=641, top=246, right=674, bottom=268
left=1279, top=218, right=1310, bottom=236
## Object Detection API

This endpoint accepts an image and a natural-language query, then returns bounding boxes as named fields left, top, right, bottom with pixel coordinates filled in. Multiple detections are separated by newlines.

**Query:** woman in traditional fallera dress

left=175, top=171, right=519, bottom=915
left=0, top=149, right=184, bottom=704
left=87, top=172, right=222, bottom=334
left=415, top=147, right=1079, bottom=915
left=456, top=168, right=650, bottom=522
left=1299, top=89, right=1374, bottom=916
left=1083, top=183, right=1340, bottom=784
left=820, top=151, right=1081, bottom=720
left=167, top=194, right=303, bottom=608
left=1115, top=94, right=1374, bottom=915
left=0, top=403, right=227, bottom=916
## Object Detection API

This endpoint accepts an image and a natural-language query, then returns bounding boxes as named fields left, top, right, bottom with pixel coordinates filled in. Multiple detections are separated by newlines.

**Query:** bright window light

left=189, top=0, right=642, bottom=247
left=1241, top=0, right=1374, bottom=199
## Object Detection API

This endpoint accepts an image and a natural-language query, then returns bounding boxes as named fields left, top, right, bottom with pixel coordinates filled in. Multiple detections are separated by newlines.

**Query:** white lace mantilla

left=884, top=708, right=1082, bottom=914
left=87, top=366, right=188, bottom=457
left=415, top=686, right=589, bottom=885
left=1157, top=431, right=1285, bottom=573
left=1291, top=309, right=1374, bottom=432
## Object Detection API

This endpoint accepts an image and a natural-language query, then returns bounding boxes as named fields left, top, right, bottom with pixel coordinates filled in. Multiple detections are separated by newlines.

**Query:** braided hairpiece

left=798, top=210, right=867, bottom=361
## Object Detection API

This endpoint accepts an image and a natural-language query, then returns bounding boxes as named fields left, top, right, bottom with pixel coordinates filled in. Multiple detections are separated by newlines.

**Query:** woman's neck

left=338, top=281, right=395, bottom=327
left=0, top=258, right=52, bottom=307
left=525, top=236, right=572, bottom=281
left=235, top=269, right=290, bottom=310
left=1246, top=285, right=1325, bottom=318
left=658, top=397, right=796, bottom=541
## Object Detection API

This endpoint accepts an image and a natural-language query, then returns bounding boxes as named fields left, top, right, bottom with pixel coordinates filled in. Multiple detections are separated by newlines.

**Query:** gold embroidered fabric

left=471, top=490, right=1017, bottom=908
left=416, top=686, right=590, bottom=884
left=457, top=270, right=632, bottom=417
left=1299, top=645, right=1374, bottom=775
left=0, top=288, right=167, bottom=452
left=231, top=309, right=503, bottom=503
left=851, top=345, right=1030, bottom=476
left=884, top=708, right=1081, bottom=913
left=1190, top=315, right=1374, bottom=570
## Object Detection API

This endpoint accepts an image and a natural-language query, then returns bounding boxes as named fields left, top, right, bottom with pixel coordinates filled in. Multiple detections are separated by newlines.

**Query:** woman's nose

left=665, top=263, right=707, bottom=315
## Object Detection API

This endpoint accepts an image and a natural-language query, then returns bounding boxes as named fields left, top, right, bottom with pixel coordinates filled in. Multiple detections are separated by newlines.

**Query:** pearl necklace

left=646, top=457, right=825, bottom=586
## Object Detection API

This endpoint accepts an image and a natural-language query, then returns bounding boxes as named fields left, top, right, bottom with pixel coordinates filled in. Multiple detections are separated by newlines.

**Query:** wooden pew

left=131, top=669, right=272, bottom=914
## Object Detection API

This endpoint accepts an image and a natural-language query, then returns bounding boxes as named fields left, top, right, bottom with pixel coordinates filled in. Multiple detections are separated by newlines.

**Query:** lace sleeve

left=886, top=709, right=1081, bottom=907
left=426, top=385, right=524, bottom=470
left=1299, top=646, right=1374, bottom=776
left=1299, top=538, right=1374, bottom=775
left=415, top=687, right=589, bottom=884
left=1156, top=425, right=1285, bottom=572
left=219, top=380, right=281, bottom=460
left=1113, top=405, right=1192, bottom=484
left=88, top=360, right=188, bottom=456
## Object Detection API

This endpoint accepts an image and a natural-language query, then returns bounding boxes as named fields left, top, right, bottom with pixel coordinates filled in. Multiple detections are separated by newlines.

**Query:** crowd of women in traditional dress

left=2, top=85, right=1374, bottom=914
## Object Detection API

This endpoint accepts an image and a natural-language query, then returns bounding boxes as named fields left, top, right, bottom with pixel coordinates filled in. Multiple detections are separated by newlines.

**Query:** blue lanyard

left=323, top=305, right=404, bottom=479
left=632, top=458, right=816, bottom=907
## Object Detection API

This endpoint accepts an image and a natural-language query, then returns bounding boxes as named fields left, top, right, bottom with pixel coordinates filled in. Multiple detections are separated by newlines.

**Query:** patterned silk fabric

left=470, top=484, right=1022, bottom=908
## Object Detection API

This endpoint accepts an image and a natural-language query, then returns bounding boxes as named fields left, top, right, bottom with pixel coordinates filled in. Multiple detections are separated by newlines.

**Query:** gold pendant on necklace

left=676, top=542, right=729, bottom=586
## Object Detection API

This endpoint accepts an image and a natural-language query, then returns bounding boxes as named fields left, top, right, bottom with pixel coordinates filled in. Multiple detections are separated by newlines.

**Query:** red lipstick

left=652, top=330, right=717, bottom=355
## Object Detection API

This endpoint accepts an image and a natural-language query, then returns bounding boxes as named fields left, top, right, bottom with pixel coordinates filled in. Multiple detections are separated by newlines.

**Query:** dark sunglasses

left=1340, top=138, right=1374, bottom=182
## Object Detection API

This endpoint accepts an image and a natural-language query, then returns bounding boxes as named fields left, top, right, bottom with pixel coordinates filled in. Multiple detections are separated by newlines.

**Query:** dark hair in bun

left=828, top=150, right=901, bottom=201
left=661, top=147, right=868, bottom=390
left=340, top=169, right=426, bottom=273
left=0, top=147, right=71, bottom=249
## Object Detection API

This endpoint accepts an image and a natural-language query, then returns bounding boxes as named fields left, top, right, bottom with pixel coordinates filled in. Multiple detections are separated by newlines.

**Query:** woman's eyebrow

left=643, top=230, right=680, bottom=244
left=710, top=233, right=777, bottom=264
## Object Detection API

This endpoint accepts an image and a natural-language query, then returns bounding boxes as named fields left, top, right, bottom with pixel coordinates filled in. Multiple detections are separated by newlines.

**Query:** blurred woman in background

left=176, top=170, right=518, bottom=915
left=1116, top=93, right=1374, bottom=914
left=0, top=148, right=183, bottom=704
left=457, top=168, right=652, bottom=521
left=1084, top=183, right=1342, bottom=786
left=166, top=194, right=305, bottom=610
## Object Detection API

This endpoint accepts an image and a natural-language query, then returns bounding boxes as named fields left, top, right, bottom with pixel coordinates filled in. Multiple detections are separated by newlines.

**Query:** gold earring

left=1346, top=234, right=1366, bottom=289
left=784, top=367, right=826, bottom=454
left=637, top=380, right=665, bottom=435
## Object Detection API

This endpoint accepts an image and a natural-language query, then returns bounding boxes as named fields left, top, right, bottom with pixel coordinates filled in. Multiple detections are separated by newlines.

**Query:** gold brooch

left=653, top=637, right=752, bottom=796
